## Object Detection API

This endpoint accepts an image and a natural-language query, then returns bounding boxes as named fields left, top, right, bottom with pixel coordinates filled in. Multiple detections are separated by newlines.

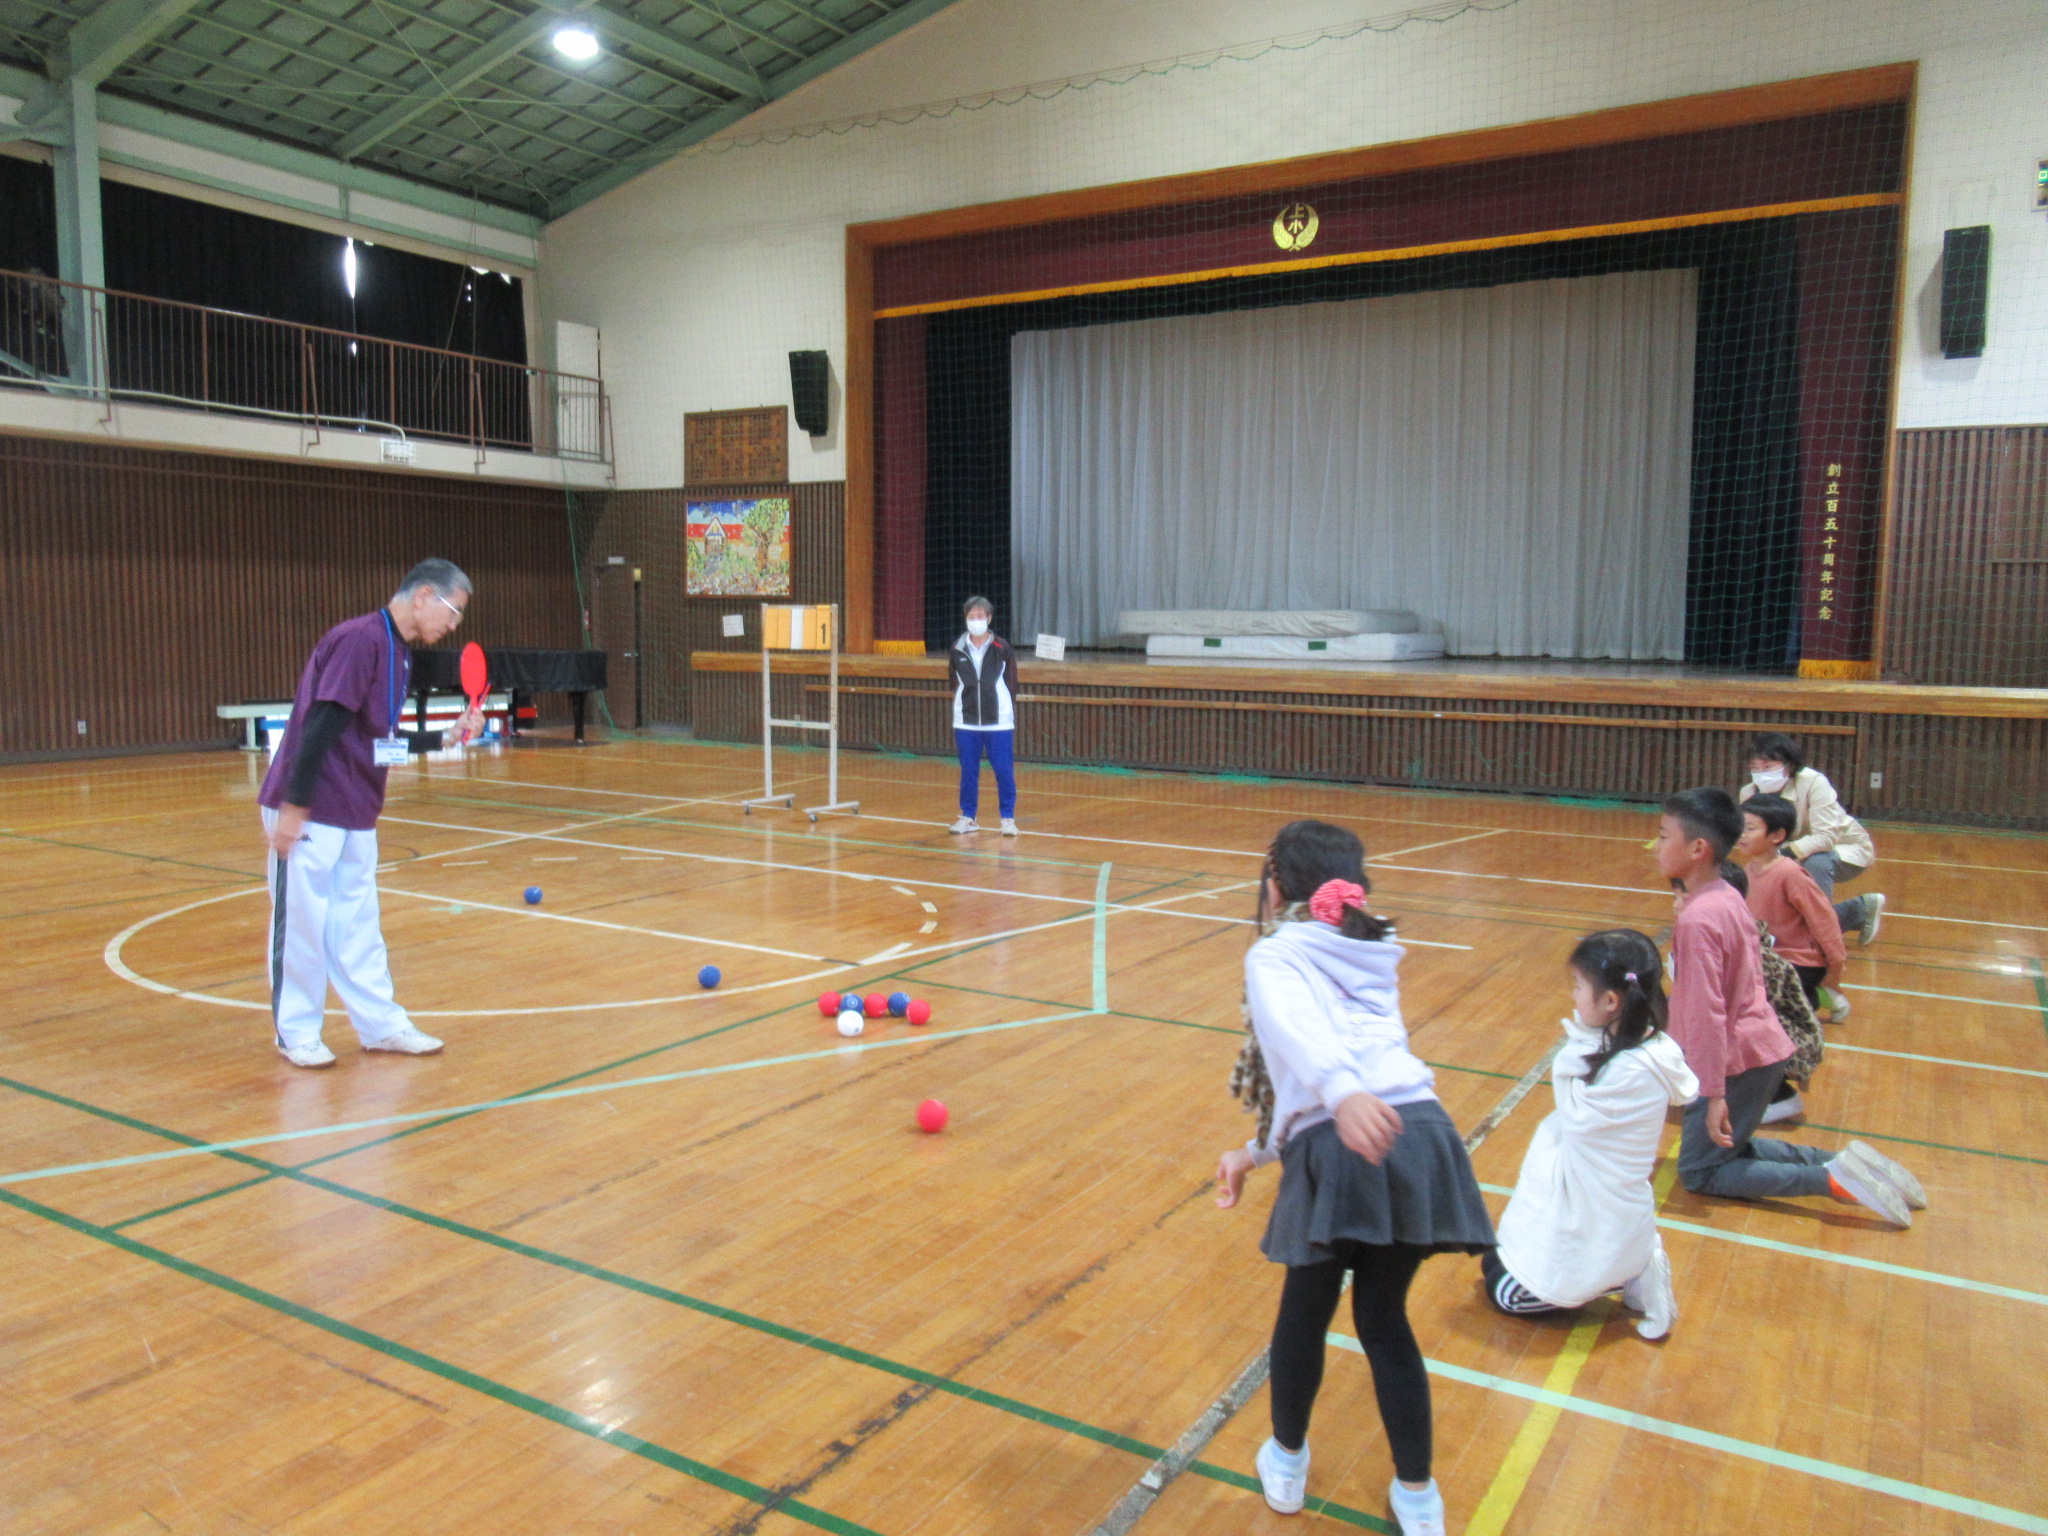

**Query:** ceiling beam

left=584, top=7, right=765, bottom=98
left=551, top=0, right=962, bottom=217
left=336, top=2, right=760, bottom=163
left=334, top=5, right=576, bottom=160
left=56, top=0, right=204, bottom=88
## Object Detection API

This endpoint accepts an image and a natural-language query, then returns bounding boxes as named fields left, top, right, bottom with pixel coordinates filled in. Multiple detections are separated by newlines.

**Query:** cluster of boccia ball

left=819, top=989, right=931, bottom=1036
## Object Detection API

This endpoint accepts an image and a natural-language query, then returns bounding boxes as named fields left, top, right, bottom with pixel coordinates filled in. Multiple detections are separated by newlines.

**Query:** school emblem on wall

left=1272, top=202, right=1319, bottom=253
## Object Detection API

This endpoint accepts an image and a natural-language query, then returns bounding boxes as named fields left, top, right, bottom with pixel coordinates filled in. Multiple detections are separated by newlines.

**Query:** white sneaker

left=1819, top=985, right=1851, bottom=1022
left=1859, top=893, right=1886, bottom=944
left=948, top=817, right=979, bottom=835
left=1828, top=1150, right=1911, bottom=1226
left=1620, top=1246, right=1677, bottom=1340
left=1845, top=1139, right=1927, bottom=1210
left=1000, top=818, right=1019, bottom=836
left=1387, top=1477, right=1446, bottom=1536
left=277, top=1038, right=337, bottom=1069
left=1255, top=1438, right=1307, bottom=1515
left=362, top=1026, right=444, bottom=1056
left=1761, top=1090, right=1805, bottom=1125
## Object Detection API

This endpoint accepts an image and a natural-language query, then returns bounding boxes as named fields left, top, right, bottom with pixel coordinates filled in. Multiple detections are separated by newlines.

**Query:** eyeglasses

left=429, top=591, right=464, bottom=626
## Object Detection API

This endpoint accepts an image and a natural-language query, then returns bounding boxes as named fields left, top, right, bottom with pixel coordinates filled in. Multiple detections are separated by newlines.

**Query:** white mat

left=1118, top=608, right=1419, bottom=638
left=1145, top=632, right=1447, bottom=661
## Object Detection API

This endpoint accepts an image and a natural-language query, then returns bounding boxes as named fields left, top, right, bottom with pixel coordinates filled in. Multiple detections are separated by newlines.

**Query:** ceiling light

left=552, top=25, right=599, bottom=61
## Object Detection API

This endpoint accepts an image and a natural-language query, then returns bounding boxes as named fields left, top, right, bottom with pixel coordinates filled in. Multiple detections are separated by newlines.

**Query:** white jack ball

left=836, top=1010, right=865, bottom=1038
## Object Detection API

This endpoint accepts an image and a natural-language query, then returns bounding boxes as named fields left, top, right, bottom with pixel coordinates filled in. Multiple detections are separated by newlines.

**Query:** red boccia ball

left=906, top=999, right=932, bottom=1026
left=864, top=993, right=888, bottom=1018
left=916, top=1098, right=949, bottom=1134
left=818, top=991, right=842, bottom=1017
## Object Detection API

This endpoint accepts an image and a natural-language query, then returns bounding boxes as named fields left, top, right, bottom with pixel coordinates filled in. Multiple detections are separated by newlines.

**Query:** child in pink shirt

left=1655, top=789, right=1922, bottom=1223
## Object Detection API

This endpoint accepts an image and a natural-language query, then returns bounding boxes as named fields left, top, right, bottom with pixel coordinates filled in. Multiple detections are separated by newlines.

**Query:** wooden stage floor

left=3, top=739, right=2044, bottom=1535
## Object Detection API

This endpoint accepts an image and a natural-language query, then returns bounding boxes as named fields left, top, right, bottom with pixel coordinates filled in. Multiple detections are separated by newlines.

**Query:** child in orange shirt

left=1737, top=793, right=1847, bottom=1015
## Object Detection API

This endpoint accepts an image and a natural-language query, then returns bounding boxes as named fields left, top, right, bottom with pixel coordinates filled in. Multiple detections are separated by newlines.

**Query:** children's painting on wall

left=686, top=496, right=791, bottom=596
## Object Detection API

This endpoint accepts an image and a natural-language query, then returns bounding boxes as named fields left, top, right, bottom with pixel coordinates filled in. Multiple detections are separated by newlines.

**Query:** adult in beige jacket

left=1737, top=731, right=1883, bottom=945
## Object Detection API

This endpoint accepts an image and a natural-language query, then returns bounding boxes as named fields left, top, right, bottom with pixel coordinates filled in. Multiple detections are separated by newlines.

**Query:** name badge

left=373, top=736, right=410, bottom=767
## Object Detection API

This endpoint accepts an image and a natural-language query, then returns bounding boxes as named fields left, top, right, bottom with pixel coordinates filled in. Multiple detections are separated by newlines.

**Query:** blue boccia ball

left=524, top=886, right=543, bottom=905
left=888, top=991, right=910, bottom=1016
left=840, top=993, right=863, bottom=1016
left=698, top=965, right=721, bottom=990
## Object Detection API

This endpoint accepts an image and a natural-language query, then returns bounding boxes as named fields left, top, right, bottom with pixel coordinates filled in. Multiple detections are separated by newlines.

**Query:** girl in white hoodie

left=1217, top=820, right=1494, bottom=1536
left=1484, top=929, right=1698, bottom=1340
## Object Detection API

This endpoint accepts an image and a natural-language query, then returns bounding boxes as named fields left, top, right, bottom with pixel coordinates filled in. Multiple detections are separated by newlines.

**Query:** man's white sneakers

left=277, top=1038, right=337, bottom=1069
left=362, top=1026, right=445, bottom=1055
left=1000, top=818, right=1019, bottom=836
left=949, top=817, right=979, bottom=834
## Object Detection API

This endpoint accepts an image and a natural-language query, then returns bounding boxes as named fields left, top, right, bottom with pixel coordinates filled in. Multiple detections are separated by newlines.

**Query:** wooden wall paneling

left=0, top=435, right=582, bottom=759
left=1884, top=426, right=2048, bottom=688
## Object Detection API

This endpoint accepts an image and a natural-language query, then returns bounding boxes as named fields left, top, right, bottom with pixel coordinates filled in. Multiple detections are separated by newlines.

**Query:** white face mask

left=966, top=618, right=989, bottom=638
left=1751, top=768, right=1790, bottom=794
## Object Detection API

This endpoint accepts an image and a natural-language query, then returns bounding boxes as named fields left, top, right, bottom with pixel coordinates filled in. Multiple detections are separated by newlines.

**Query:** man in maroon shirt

left=258, top=559, right=482, bottom=1068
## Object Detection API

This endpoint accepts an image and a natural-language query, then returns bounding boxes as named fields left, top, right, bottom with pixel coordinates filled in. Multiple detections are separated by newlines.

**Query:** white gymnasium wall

left=539, top=0, right=2048, bottom=490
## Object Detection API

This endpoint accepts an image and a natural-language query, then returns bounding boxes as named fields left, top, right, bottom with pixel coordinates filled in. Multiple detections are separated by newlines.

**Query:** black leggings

left=1268, top=1241, right=1432, bottom=1482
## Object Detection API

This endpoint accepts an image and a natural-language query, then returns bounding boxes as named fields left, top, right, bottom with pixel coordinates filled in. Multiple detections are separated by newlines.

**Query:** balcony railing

left=0, top=267, right=608, bottom=463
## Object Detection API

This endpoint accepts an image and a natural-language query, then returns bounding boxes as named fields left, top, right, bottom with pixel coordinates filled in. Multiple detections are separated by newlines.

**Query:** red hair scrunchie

left=1308, top=879, right=1368, bottom=926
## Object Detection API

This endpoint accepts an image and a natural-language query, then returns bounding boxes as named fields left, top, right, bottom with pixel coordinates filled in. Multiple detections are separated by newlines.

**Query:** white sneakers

left=1818, top=985, right=1851, bottom=1022
left=1761, top=1090, right=1805, bottom=1125
left=1256, top=1439, right=1445, bottom=1532
left=1844, top=1138, right=1926, bottom=1209
left=1387, top=1477, right=1446, bottom=1535
left=280, top=1029, right=443, bottom=1067
left=276, top=1038, right=337, bottom=1069
left=948, top=817, right=979, bottom=834
left=1827, top=1145, right=1913, bottom=1226
left=363, top=1026, right=445, bottom=1055
left=1000, top=818, right=1019, bottom=836
left=1620, top=1246, right=1677, bottom=1340
left=1858, top=892, right=1886, bottom=944
left=1255, top=1438, right=1307, bottom=1514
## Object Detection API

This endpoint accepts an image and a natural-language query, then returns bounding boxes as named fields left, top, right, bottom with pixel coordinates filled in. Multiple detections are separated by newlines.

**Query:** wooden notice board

left=686, top=407, right=788, bottom=485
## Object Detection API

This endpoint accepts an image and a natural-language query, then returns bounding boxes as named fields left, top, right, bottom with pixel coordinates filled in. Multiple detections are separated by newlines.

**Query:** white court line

left=1374, top=828, right=1512, bottom=861
left=101, top=885, right=857, bottom=1016
left=1881, top=909, right=2048, bottom=935
left=1327, top=1339, right=2048, bottom=1535
left=377, top=888, right=829, bottom=961
left=0, top=1009, right=1105, bottom=1187
left=1827, top=1042, right=2048, bottom=1080
left=1473, top=1183, right=2048, bottom=1307
left=378, top=812, right=1474, bottom=947
left=1842, top=981, right=2045, bottom=1013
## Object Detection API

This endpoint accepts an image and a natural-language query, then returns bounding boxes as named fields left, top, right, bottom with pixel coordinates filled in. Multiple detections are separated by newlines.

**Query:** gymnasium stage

left=690, top=649, right=2048, bottom=830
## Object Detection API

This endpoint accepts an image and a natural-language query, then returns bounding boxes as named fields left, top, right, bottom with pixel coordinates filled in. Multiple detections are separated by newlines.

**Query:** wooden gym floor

left=2, top=738, right=2044, bottom=1536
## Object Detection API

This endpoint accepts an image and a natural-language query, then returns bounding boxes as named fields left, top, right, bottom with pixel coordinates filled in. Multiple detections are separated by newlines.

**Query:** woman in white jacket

left=1216, top=820, right=1494, bottom=1536
left=1485, top=929, right=1698, bottom=1340
left=1738, top=731, right=1884, bottom=957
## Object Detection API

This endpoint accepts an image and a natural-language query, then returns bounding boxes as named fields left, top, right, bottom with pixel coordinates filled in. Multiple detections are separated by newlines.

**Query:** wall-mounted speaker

left=789, top=349, right=830, bottom=436
left=1939, top=226, right=1990, bottom=359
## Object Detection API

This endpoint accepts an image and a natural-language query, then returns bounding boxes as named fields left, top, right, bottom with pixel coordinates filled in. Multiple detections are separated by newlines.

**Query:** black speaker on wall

left=789, top=349, right=830, bottom=435
left=1939, top=225, right=1990, bottom=359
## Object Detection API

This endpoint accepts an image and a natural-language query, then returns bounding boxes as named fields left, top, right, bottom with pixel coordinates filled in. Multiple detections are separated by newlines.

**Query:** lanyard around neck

left=380, top=611, right=403, bottom=732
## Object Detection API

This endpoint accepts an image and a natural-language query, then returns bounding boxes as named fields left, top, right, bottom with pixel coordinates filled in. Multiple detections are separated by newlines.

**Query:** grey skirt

left=1260, top=1100, right=1497, bottom=1268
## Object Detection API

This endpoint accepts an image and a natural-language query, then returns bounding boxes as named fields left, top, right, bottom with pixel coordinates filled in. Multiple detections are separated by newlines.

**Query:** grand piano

left=410, top=647, right=609, bottom=744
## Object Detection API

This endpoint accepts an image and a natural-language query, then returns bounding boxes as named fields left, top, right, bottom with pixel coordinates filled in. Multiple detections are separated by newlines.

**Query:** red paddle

left=458, top=642, right=487, bottom=743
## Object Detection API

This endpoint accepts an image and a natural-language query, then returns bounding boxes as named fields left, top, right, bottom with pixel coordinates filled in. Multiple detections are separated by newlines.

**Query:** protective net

left=554, top=0, right=2044, bottom=827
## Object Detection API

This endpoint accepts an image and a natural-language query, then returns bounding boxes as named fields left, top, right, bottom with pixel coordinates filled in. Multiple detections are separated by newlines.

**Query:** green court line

left=1329, top=1337, right=2048, bottom=1534
left=1799, top=1122, right=2048, bottom=1169
left=4, top=1075, right=1400, bottom=1530
left=2032, top=959, right=2048, bottom=1041
left=0, top=827, right=253, bottom=879
left=0, top=1184, right=887, bottom=1536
